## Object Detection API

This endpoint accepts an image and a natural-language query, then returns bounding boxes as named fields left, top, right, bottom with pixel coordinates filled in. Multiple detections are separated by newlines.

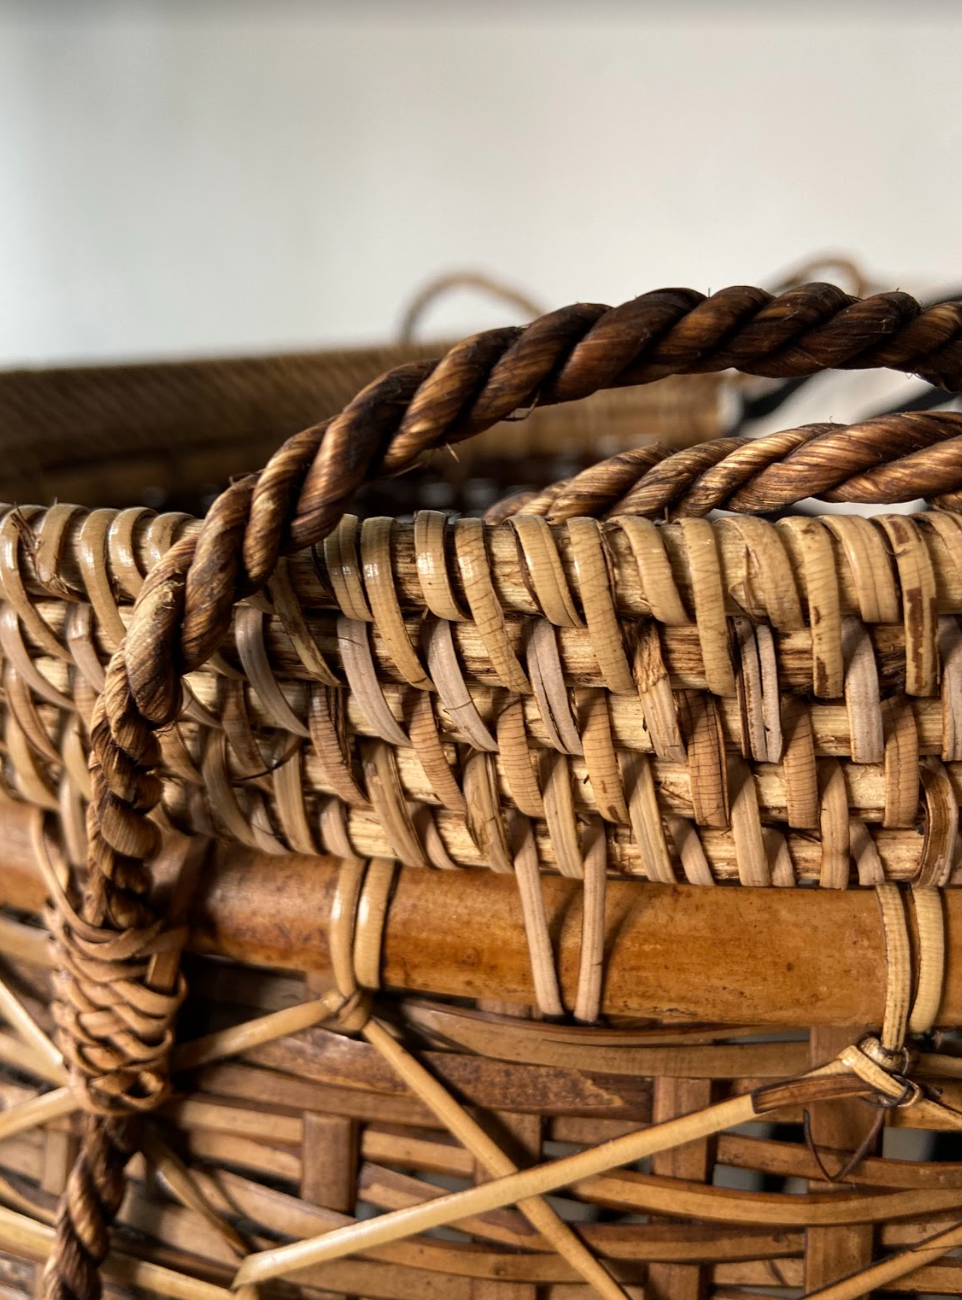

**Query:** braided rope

left=43, top=281, right=962, bottom=1299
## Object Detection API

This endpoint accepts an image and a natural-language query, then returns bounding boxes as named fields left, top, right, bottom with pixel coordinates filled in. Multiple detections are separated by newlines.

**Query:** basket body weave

left=0, top=344, right=721, bottom=512
left=3, top=282, right=962, bottom=1300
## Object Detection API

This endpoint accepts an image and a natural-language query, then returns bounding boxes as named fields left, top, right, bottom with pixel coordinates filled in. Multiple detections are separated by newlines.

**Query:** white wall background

left=1, top=0, right=961, bottom=367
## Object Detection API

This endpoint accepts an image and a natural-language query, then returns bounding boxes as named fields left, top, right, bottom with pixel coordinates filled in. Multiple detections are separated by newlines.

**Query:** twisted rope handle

left=486, top=411, right=962, bottom=523
left=46, top=281, right=962, bottom=1299
left=398, top=269, right=544, bottom=342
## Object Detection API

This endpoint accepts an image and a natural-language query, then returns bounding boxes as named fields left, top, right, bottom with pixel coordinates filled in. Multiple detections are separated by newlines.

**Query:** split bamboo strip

left=9, top=507, right=962, bottom=625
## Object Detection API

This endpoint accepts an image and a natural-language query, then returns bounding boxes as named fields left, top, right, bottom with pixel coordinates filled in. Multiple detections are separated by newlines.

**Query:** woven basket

left=3, top=281, right=962, bottom=1300
left=0, top=318, right=722, bottom=514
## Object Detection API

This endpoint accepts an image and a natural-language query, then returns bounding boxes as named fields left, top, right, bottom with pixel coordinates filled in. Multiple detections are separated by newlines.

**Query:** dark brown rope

left=43, top=1118, right=135, bottom=1300
left=43, top=281, right=962, bottom=1300
left=488, top=412, right=962, bottom=522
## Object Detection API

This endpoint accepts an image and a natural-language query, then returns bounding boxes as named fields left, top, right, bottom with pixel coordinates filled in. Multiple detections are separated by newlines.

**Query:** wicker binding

left=3, top=281, right=962, bottom=1299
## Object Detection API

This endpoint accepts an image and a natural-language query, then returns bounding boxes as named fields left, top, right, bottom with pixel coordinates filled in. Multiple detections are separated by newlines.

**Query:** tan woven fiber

left=5, top=279, right=962, bottom=1300
left=0, top=341, right=721, bottom=510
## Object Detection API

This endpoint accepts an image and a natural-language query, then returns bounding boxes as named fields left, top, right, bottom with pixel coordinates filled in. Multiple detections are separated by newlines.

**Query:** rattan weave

left=0, top=341, right=721, bottom=512
left=2, top=281, right=962, bottom=1300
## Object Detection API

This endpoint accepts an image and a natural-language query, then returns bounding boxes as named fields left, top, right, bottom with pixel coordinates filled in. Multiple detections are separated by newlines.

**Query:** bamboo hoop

left=0, top=792, right=951, bottom=1027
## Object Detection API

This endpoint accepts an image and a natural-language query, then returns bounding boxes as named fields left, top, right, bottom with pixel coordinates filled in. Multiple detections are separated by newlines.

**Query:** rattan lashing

left=4, top=280, right=962, bottom=1299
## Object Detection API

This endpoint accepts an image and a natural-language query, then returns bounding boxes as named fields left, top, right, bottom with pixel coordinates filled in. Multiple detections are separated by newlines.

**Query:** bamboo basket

left=3, top=281, right=962, bottom=1300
